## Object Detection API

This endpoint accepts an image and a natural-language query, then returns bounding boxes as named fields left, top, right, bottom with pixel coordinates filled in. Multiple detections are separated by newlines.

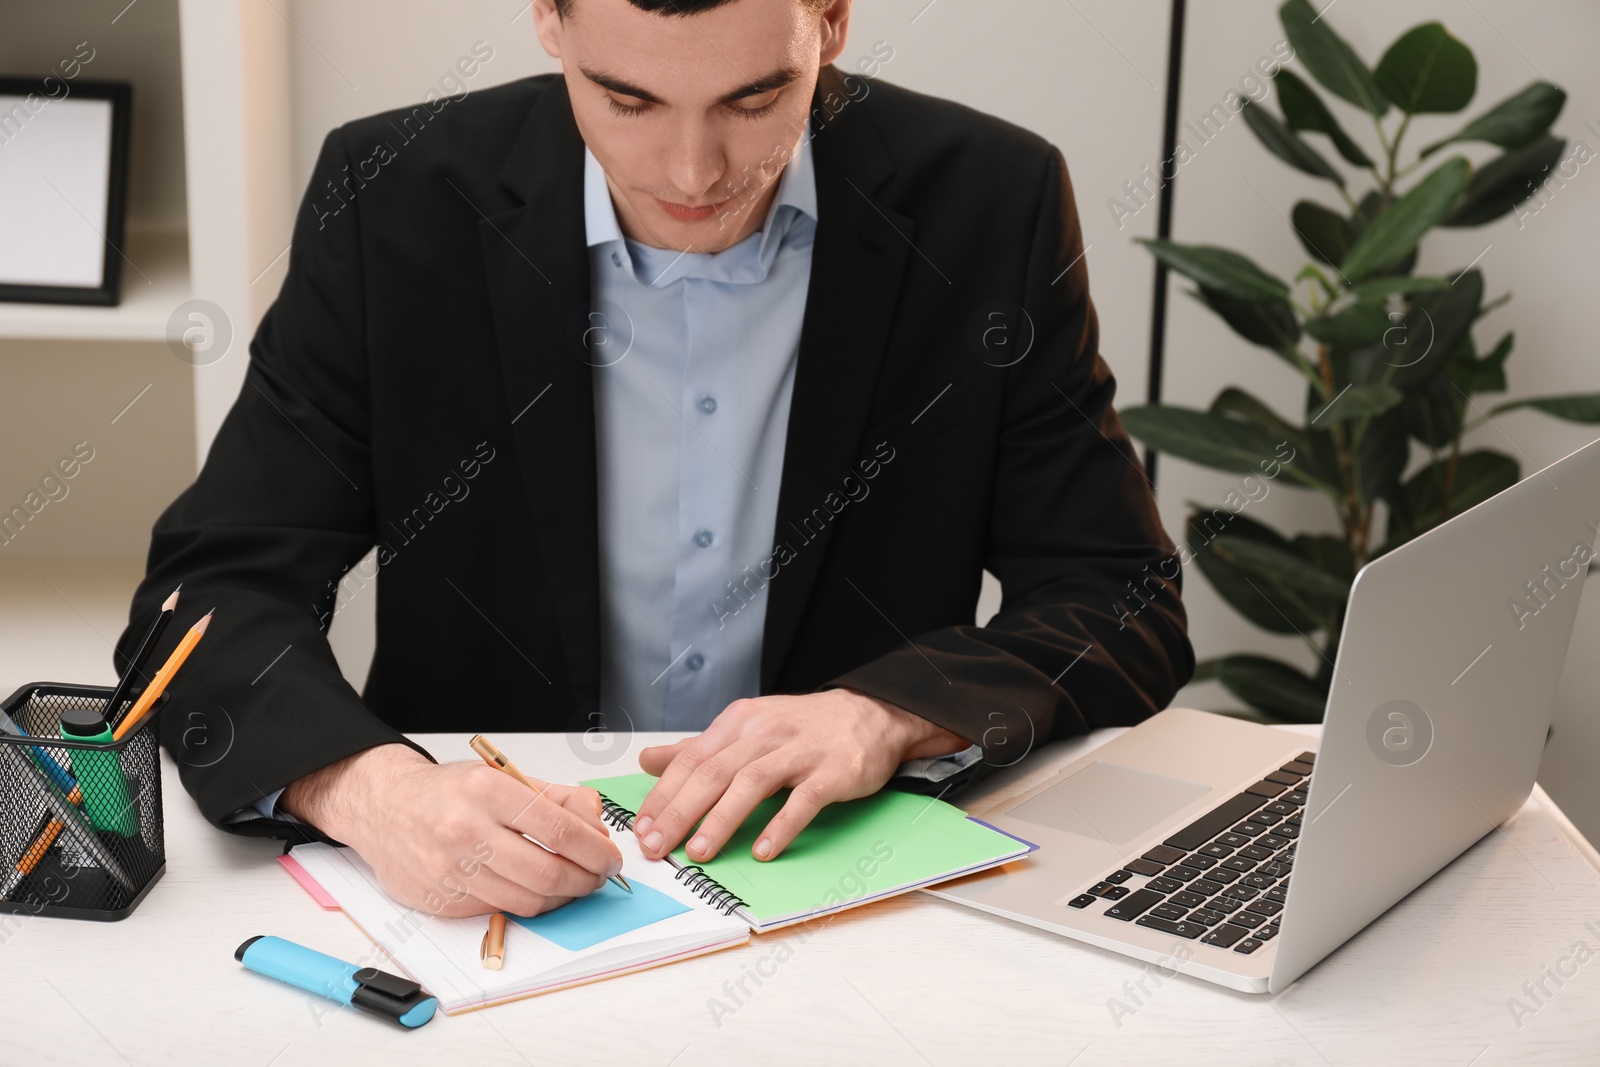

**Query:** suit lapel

left=480, top=77, right=601, bottom=706
left=760, top=65, right=915, bottom=690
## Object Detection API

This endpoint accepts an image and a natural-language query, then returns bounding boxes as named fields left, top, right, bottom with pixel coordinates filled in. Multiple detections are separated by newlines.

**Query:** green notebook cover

left=582, top=772, right=1033, bottom=929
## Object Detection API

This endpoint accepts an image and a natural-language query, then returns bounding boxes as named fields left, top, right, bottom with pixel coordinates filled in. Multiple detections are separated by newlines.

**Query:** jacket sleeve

left=827, top=144, right=1195, bottom=776
left=114, top=128, right=432, bottom=840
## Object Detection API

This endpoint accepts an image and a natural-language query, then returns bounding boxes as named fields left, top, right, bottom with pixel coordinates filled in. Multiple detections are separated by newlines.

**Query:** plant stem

left=1318, top=343, right=1361, bottom=545
left=1442, top=428, right=1463, bottom=522
left=1387, top=114, right=1412, bottom=191
left=1371, top=117, right=1395, bottom=202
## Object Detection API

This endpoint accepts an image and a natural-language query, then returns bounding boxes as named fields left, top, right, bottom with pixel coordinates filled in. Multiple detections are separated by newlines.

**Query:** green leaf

left=1138, top=239, right=1291, bottom=302
left=1188, top=512, right=1321, bottom=634
left=1207, top=654, right=1329, bottom=722
left=1402, top=370, right=1466, bottom=447
left=1305, top=301, right=1390, bottom=348
left=1280, top=0, right=1390, bottom=117
left=1421, top=81, right=1567, bottom=156
left=1346, top=275, right=1451, bottom=300
left=1356, top=407, right=1410, bottom=502
left=1291, top=201, right=1359, bottom=266
left=1452, top=331, right=1512, bottom=393
left=1292, top=533, right=1356, bottom=584
left=1385, top=269, right=1484, bottom=389
left=1388, top=450, right=1519, bottom=546
left=1340, top=158, right=1471, bottom=280
left=1189, top=286, right=1301, bottom=353
left=1208, top=388, right=1341, bottom=492
left=1310, top=383, right=1403, bottom=424
left=1489, top=394, right=1600, bottom=423
left=1241, top=100, right=1344, bottom=185
left=1277, top=70, right=1375, bottom=168
left=1350, top=193, right=1421, bottom=279
left=1120, top=405, right=1290, bottom=474
left=1441, top=135, right=1566, bottom=227
left=1374, top=22, right=1477, bottom=114
left=1211, top=536, right=1352, bottom=604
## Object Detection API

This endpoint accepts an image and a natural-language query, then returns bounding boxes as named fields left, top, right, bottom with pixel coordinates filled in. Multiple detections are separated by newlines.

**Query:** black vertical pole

left=1143, top=0, right=1187, bottom=484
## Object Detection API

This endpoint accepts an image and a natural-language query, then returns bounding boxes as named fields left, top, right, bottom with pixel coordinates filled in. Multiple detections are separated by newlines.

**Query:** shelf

left=0, top=231, right=190, bottom=343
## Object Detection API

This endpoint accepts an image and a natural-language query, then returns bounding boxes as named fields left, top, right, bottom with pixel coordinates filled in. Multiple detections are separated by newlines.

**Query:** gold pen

left=481, top=912, right=506, bottom=970
left=469, top=734, right=633, bottom=893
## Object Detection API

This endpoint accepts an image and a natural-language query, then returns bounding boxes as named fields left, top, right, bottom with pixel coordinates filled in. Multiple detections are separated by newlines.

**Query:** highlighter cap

left=59, top=707, right=110, bottom=737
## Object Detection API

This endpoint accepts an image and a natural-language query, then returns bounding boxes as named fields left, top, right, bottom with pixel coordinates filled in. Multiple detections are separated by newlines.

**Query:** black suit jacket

left=117, top=65, right=1193, bottom=838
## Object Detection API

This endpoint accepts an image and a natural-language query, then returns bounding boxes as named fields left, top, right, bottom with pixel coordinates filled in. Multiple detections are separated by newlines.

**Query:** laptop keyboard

left=1066, top=751, right=1316, bottom=956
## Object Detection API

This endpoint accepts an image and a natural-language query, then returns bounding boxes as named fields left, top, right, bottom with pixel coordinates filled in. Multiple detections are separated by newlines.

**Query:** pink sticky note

left=278, top=853, right=340, bottom=909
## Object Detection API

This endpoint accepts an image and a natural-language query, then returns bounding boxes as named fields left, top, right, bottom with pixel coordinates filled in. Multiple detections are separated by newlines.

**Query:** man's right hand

left=281, top=743, right=623, bottom=918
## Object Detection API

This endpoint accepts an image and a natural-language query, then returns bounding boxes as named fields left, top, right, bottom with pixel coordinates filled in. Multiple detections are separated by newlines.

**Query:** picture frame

left=0, top=77, right=132, bottom=307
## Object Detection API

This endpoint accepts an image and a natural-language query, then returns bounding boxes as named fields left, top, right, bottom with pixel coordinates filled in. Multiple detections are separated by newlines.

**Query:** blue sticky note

left=506, top=879, right=690, bottom=951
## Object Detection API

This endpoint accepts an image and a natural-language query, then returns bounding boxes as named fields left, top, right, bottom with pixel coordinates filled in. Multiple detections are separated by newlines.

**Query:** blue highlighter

left=235, top=935, right=437, bottom=1028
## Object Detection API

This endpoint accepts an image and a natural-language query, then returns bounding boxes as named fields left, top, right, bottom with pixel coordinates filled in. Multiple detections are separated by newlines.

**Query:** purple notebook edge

left=967, top=816, right=1041, bottom=855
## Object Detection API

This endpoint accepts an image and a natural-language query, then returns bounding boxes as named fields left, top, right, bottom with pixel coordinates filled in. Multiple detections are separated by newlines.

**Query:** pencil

left=106, top=585, right=180, bottom=730
left=3, top=610, right=213, bottom=895
left=468, top=734, right=632, bottom=893
left=481, top=912, right=506, bottom=970
left=113, top=609, right=213, bottom=742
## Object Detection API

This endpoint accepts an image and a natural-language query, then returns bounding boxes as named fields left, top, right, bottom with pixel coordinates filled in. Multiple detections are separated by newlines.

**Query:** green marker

left=59, top=708, right=139, bottom=837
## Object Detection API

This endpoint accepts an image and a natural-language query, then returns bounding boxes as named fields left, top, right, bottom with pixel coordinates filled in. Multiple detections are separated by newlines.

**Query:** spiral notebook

left=286, top=777, right=1032, bottom=1012
left=582, top=772, right=1037, bottom=933
left=290, top=829, right=750, bottom=1014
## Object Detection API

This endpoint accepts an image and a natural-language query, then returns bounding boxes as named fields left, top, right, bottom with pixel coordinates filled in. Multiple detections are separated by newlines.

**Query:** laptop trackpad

left=1007, top=761, right=1210, bottom=845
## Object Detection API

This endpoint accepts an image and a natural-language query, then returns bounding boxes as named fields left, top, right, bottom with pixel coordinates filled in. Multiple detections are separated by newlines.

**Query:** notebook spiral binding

left=596, top=797, right=750, bottom=916
left=673, top=865, right=749, bottom=916
left=599, top=798, right=635, bottom=833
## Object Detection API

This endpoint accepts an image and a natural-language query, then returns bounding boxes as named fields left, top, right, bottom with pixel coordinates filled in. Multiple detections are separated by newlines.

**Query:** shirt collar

left=583, top=125, right=816, bottom=286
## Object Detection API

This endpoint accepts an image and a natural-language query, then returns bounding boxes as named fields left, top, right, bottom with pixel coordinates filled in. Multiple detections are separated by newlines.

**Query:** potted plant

left=1122, top=0, right=1600, bottom=721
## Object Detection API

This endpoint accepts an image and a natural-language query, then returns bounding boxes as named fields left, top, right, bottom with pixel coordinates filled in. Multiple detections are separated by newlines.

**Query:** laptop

left=930, top=435, right=1600, bottom=993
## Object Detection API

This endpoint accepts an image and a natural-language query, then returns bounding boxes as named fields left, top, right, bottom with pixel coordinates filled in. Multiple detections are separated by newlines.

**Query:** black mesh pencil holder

left=0, top=682, right=167, bottom=921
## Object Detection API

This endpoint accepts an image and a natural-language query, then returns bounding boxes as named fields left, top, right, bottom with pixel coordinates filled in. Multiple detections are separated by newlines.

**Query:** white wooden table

left=3, top=723, right=1599, bottom=1066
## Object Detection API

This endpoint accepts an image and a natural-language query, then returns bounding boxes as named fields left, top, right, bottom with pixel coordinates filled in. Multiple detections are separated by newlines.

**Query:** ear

left=531, top=0, right=563, bottom=61
left=817, top=0, right=852, bottom=67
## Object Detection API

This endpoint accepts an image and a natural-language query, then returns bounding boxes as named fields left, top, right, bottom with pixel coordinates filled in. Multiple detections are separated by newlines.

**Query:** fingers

left=638, top=738, right=690, bottom=777
left=490, top=776, right=622, bottom=880
left=754, top=776, right=843, bottom=861
left=682, top=750, right=803, bottom=862
left=543, top=783, right=610, bottom=835
left=480, top=827, right=609, bottom=908
left=431, top=878, right=576, bottom=920
left=634, top=738, right=768, bottom=859
left=635, top=705, right=748, bottom=824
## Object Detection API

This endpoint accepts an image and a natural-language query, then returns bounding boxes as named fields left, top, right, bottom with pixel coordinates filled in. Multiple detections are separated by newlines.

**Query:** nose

left=664, top=119, right=727, bottom=204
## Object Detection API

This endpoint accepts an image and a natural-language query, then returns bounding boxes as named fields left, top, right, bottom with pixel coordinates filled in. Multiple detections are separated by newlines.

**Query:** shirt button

left=611, top=251, right=622, bottom=268
left=694, top=529, right=714, bottom=548
left=686, top=653, right=705, bottom=671
left=698, top=395, right=717, bottom=414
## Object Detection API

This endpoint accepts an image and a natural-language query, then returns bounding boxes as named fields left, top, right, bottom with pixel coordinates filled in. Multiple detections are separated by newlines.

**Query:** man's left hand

left=632, top=689, right=969, bottom=863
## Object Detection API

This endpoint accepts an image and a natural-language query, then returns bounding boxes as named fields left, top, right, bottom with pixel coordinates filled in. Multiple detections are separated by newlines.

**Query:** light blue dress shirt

left=588, top=134, right=817, bottom=733
left=248, top=127, right=974, bottom=823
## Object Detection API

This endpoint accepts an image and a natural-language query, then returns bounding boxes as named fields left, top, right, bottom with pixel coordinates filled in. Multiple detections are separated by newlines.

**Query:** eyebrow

left=578, top=64, right=800, bottom=106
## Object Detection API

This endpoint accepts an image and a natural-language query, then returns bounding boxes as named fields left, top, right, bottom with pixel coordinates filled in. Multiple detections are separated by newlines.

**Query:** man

left=117, top=0, right=1192, bottom=919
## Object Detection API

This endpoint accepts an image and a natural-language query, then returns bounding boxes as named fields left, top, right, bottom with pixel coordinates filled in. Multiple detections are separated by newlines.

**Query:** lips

left=656, top=198, right=729, bottom=222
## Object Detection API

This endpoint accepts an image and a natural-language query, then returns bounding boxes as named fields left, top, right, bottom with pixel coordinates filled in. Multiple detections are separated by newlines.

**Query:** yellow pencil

left=469, top=734, right=632, bottom=893
left=113, top=609, right=213, bottom=741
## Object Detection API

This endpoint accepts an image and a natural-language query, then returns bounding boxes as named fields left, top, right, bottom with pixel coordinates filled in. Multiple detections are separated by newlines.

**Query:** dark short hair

left=554, top=0, right=831, bottom=17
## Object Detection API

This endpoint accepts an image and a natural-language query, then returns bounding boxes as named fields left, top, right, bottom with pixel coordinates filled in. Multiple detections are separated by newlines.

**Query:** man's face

left=535, top=0, right=849, bottom=253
